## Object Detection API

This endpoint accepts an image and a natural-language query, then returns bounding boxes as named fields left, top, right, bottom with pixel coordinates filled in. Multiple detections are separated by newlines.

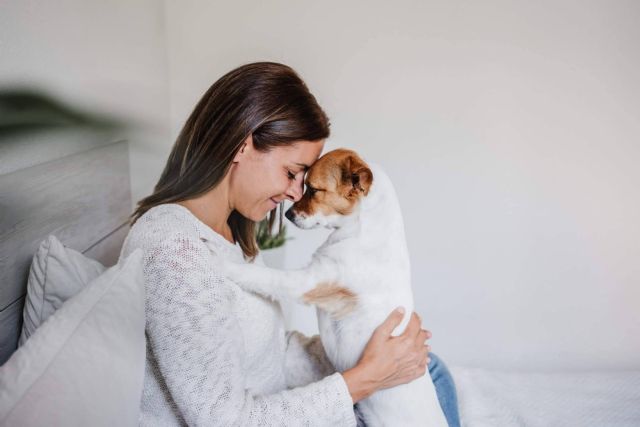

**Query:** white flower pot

left=260, top=245, right=286, bottom=269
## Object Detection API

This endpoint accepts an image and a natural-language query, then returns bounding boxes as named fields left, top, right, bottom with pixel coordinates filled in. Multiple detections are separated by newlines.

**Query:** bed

left=0, top=135, right=132, bottom=365
left=452, top=366, right=640, bottom=426
left=1, top=135, right=639, bottom=426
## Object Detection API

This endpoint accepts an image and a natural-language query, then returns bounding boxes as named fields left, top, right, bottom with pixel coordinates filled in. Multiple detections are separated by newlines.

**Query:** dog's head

left=285, top=148, right=373, bottom=229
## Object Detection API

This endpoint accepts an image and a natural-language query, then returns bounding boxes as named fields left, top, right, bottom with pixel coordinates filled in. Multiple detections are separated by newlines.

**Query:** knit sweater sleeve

left=142, top=232, right=357, bottom=427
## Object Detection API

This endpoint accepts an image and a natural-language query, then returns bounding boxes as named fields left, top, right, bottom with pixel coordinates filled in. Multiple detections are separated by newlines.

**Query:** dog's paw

left=302, top=282, right=358, bottom=320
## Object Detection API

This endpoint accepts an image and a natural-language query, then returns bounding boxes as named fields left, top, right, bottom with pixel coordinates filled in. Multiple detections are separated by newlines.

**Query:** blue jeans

left=354, top=352, right=461, bottom=427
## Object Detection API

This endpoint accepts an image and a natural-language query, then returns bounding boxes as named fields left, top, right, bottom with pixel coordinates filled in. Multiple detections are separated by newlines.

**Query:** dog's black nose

left=285, top=208, right=295, bottom=222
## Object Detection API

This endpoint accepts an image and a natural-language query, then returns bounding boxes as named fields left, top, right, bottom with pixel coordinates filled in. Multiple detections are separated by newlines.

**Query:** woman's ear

left=233, top=134, right=252, bottom=163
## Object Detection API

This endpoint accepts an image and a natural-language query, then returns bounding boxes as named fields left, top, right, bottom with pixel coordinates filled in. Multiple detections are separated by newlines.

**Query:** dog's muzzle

left=285, top=207, right=296, bottom=222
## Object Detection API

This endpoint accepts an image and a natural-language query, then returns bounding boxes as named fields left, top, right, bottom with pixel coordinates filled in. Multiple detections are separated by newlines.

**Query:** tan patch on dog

left=291, top=148, right=374, bottom=218
left=302, top=282, right=358, bottom=319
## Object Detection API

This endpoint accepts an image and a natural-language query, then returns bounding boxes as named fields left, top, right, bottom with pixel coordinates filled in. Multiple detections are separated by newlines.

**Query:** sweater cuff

left=325, top=372, right=357, bottom=427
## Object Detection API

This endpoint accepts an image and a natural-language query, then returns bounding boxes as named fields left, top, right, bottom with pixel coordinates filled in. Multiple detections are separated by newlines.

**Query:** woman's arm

left=344, top=309, right=432, bottom=403
left=142, top=232, right=357, bottom=426
left=284, top=309, right=432, bottom=404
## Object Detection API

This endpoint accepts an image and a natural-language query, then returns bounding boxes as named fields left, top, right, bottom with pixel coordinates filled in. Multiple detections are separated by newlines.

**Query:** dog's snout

left=285, top=207, right=295, bottom=222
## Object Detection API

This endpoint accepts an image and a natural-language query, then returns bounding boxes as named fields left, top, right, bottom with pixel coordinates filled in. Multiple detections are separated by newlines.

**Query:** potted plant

left=256, top=202, right=291, bottom=268
left=0, top=88, right=125, bottom=137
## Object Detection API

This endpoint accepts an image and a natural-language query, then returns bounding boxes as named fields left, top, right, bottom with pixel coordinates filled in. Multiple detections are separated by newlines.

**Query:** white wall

left=0, top=0, right=171, bottom=207
left=6, top=1, right=636, bottom=372
left=164, top=0, right=640, bottom=371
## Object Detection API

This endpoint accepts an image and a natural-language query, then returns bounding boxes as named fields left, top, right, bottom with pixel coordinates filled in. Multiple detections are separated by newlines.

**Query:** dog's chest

left=314, top=251, right=414, bottom=372
left=317, top=310, right=370, bottom=372
left=321, top=241, right=408, bottom=291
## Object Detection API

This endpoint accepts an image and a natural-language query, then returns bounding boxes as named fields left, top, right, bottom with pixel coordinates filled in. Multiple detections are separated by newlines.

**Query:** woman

left=120, top=62, right=460, bottom=426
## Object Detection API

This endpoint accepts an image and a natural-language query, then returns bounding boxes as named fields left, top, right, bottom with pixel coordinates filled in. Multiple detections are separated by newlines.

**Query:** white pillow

left=0, top=249, right=146, bottom=427
left=19, top=235, right=106, bottom=346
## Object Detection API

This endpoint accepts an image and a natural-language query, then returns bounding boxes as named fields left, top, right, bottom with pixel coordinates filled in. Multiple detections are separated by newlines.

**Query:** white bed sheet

left=451, top=367, right=640, bottom=427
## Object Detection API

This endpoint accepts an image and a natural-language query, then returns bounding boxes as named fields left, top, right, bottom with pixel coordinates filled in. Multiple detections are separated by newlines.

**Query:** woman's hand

left=342, top=307, right=432, bottom=403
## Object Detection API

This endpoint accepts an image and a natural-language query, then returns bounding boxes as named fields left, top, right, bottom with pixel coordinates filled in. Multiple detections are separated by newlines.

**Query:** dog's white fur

left=221, top=161, right=448, bottom=427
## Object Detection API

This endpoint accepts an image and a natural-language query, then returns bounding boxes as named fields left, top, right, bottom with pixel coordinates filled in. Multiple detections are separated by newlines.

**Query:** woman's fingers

left=396, top=360, right=429, bottom=384
left=422, top=356, right=431, bottom=367
left=424, top=343, right=432, bottom=366
left=416, top=329, right=430, bottom=349
left=375, top=307, right=406, bottom=337
left=401, top=312, right=421, bottom=339
left=418, top=344, right=430, bottom=363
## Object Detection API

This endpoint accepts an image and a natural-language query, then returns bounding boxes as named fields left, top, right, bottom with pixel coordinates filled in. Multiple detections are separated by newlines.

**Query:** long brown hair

left=130, top=62, right=330, bottom=259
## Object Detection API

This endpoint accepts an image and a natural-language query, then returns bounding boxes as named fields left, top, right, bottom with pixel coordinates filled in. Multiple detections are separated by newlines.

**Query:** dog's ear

left=341, top=154, right=373, bottom=197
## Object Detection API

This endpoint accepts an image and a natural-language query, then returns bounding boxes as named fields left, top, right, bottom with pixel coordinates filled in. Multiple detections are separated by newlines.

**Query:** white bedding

left=451, top=367, right=640, bottom=427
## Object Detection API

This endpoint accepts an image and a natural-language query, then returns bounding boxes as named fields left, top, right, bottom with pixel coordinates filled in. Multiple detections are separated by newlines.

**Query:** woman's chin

left=233, top=205, right=265, bottom=222
left=251, top=210, right=271, bottom=222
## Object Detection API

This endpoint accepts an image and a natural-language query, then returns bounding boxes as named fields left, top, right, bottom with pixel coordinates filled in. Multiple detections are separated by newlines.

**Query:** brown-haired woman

left=119, top=62, right=459, bottom=426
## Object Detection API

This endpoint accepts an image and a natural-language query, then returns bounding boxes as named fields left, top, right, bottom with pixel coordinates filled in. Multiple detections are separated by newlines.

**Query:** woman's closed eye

left=287, top=168, right=306, bottom=181
left=287, top=170, right=296, bottom=180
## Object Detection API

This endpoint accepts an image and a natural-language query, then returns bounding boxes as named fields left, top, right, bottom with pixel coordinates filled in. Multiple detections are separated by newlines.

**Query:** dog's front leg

left=221, top=260, right=317, bottom=302
left=221, top=260, right=358, bottom=319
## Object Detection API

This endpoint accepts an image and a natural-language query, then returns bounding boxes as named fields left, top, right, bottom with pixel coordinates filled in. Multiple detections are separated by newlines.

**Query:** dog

left=220, top=148, right=448, bottom=426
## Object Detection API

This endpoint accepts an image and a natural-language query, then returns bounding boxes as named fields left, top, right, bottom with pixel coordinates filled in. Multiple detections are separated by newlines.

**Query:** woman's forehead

left=277, top=140, right=325, bottom=164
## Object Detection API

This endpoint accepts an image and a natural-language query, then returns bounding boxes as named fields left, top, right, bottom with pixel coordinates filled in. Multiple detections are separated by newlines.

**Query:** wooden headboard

left=0, top=134, right=132, bottom=365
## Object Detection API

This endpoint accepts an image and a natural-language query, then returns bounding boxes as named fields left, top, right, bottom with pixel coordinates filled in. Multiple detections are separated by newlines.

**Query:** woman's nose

left=285, top=179, right=304, bottom=202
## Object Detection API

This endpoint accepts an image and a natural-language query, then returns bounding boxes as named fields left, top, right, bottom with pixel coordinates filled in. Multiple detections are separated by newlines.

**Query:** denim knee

left=428, top=352, right=461, bottom=427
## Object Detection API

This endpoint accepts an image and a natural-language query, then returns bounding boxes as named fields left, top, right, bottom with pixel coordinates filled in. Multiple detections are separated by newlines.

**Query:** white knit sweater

left=118, top=203, right=357, bottom=426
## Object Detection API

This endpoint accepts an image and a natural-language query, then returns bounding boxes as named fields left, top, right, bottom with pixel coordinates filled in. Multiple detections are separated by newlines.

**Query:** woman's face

left=230, top=135, right=325, bottom=221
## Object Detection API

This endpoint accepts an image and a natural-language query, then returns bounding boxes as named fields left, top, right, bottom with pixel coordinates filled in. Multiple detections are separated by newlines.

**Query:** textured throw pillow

left=0, top=249, right=145, bottom=427
left=18, top=234, right=106, bottom=346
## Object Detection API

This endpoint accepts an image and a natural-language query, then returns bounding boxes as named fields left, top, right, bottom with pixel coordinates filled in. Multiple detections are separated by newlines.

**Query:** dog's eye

left=307, top=186, right=318, bottom=196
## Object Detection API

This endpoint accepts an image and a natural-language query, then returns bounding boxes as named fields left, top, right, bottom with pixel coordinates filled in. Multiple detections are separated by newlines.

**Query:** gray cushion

left=19, top=235, right=106, bottom=346
left=0, top=249, right=145, bottom=426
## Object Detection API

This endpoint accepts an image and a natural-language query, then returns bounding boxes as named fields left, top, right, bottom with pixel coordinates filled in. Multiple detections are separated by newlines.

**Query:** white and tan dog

left=222, top=148, right=448, bottom=427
